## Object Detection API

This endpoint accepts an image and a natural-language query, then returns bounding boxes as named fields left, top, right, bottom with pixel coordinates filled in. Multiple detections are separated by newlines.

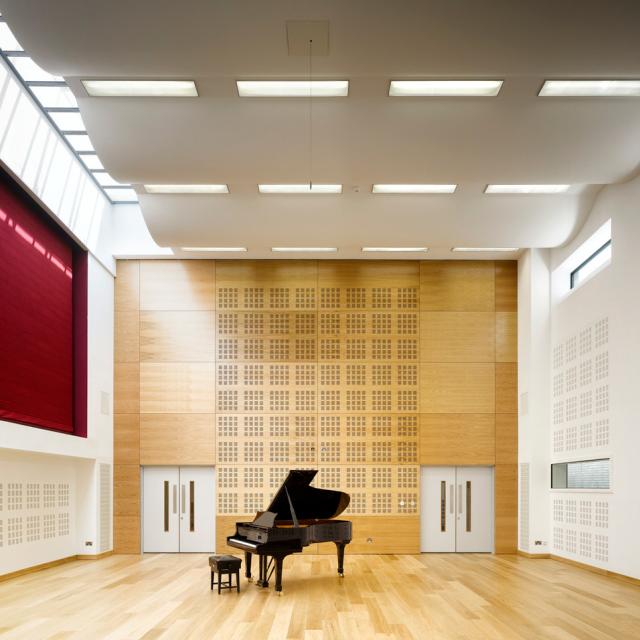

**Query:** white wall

left=520, top=174, right=640, bottom=580
left=517, top=248, right=551, bottom=554
left=0, top=256, right=114, bottom=573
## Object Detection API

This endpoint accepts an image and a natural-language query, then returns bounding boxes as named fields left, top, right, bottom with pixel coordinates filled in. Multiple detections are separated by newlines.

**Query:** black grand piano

left=227, top=469, right=352, bottom=594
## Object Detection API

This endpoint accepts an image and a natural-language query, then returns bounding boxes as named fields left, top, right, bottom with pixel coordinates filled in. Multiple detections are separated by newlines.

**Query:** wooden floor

left=0, top=554, right=638, bottom=640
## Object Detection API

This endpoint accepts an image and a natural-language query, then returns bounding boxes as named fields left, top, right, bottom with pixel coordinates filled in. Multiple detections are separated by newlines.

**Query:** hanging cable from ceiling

left=308, top=38, right=313, bottom=190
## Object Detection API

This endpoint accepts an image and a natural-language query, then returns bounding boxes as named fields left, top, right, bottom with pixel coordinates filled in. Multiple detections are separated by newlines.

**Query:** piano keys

left=227, top=469, right=352, bottom=594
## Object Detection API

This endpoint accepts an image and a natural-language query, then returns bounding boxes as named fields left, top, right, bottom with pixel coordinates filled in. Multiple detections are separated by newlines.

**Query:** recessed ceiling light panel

left=485, top=184, right=570, bottom=194
left=181, top=247, right=247, bottom=252
left=271, top=247, right=337, bottom=253
left=82, top=80, right=198, bottom=97
left=144, top=184, right=229, bottom=194
left=389, top=80, right=503, bottom=97
left=452, top=247, right=519, bottom=252
left=372, top=184, right=456, bottom=194
left=362, top=247, right=428, bottom=252
left=259, top=184, right=342, bottom=194
left=237, top=80, right=348, bottom=97
left=539, top=80, right=640, bottom=97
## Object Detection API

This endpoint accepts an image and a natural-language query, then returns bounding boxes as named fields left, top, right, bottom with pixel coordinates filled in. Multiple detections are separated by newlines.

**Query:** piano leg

left=274, top=555, right=284, bottom=595
left=335, top=541, right=346, bottom=577
left=244, top=551, right=252, bottom=582
left=257, top=554, right=269, bottom=588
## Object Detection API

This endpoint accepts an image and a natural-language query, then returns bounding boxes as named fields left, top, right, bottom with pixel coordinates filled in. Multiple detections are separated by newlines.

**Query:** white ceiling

left=3, top=0, right=640, bottom=257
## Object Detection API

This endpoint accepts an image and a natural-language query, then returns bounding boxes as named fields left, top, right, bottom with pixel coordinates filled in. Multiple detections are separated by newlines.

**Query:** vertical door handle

left=189, top=480, right=195, bottom=532
left=466, top=481, right=472, bottom=532
left=449, top=484, right=454, bottom=514
left=457, top=484, right=462, bottom=515
left=181, top=484, right=186, bottom=514
left=163, top=481, right=169, bottom=532
left=172, top=484, right=177, bottom=514
left=440, top=481, right=446, bottom=532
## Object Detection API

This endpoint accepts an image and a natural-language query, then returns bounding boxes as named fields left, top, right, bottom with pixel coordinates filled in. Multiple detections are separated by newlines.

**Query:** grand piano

left=227, top=469, right=352, bottom=594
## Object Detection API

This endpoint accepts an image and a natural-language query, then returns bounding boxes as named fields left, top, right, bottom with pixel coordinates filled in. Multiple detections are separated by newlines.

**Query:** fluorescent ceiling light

left=389, top=80, right=503, bottom=97
left=485, top=184, right=570, bottom=194
left=362, top=247, right=428, bottom=252
left=372, top=184, right=456, bottom=194
left=539, top=80, right=640, bottom=97
left=452, top=247, right=519, bottom=252
left=271, top=247, right=337, bottom=253
left=237, top=80, right=348, bottom=97
left=259, top=184, right=342, bottom=194
left=144, top=184, right=229, bottom=194
left=82, top=80, right=198, bottom=97
left=181, top=247, right=247, bottom=252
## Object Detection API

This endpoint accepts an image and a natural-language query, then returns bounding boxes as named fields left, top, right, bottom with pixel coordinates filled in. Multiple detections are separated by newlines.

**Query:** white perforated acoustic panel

left=551, top=317, right=610, bottom=567
left=99, top=464, right=112, bottom=553
left=0, top=456, right=76, bottom=575
left=519, top=463, right=530, bottom=552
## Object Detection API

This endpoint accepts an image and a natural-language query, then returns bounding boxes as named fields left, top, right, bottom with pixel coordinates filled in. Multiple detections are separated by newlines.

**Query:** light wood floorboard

left=0, top=554, right=638, bottom=640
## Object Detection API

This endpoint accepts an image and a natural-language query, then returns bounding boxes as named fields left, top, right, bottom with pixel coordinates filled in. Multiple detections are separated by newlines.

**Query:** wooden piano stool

left=209, top=555, right=242, bottom=594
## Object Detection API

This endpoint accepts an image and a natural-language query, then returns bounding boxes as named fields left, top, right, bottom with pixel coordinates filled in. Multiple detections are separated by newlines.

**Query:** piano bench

left=209, top=555, right=242, bottom=594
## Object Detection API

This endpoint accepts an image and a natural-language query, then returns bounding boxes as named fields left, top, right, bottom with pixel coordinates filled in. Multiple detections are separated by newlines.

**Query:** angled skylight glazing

left=0, top=16, right=137, bottom=204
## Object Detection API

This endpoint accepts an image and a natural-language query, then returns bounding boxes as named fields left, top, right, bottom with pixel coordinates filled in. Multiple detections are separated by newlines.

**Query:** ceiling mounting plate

left=286, top=20, right=330, bottom=56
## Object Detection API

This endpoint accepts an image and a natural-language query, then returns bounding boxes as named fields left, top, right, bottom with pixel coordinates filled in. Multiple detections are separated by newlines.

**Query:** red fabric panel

left=72, top=249, right=88, bottom=438
left=0, top=178, right=74, bottom=432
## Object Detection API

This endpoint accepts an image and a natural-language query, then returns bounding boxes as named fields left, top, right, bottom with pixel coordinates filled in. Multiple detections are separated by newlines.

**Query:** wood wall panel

left=114, top=259, right=518, bottom=555
left=115, top=260, right=139, bottom=312
left=113, top=515, right=140, bottom=554
left=140, top=362, right=214, bottom=413
left=318, top=516, right=420, bottom=554
left=115, top=312, right=139, bottom=363
left=420, top=261, right=495, bottom=311
left=495, top=464, right=518, bottom=553
left=139, top=311, right=215, bottom=362
left=495, top=363, right=518, bottom=414
left=495, top=261, right=518, bottom=312
left=420, top=363, right=495, bottom=413
left=419, top=414, right=495, bottom=465
left=420, top=312, right=495, bottom=362
left=496, top=312, right=517, bottom=363
left=114, top=414, right=140, bottom=465
left=114, top=363, right=139, bottom=414
left=113, top=464, right=140, bottom=516
left=140, top=414, right=215, bottom=465
left=140, top=260, right=215, bottom=311
left=495, top=414, right=518, bottom=465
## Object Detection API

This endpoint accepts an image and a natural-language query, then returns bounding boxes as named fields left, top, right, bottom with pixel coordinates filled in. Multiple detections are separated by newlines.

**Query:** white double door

left=142, top=467, right=215, bottom=553
left=420, top=466, right=494, bottom=552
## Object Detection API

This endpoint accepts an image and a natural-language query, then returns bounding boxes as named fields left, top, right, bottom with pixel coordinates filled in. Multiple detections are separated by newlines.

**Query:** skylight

left=0, top=17, right=137, bottom=204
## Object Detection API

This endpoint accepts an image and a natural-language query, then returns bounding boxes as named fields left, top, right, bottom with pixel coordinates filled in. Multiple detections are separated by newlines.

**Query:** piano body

left=227, top=469, right=352, bottom=593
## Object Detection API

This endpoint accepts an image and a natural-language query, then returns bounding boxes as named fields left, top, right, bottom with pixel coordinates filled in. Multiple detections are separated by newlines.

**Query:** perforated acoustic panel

left=551, top=317, right=610, bottom=566
left=214, top=263, right=420, bottom=517
left=99, top=464, right=112, bottom=553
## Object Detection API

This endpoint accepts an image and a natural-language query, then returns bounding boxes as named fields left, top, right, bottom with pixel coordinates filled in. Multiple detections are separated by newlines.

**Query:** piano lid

left=266, top=469, right=350, bottom=522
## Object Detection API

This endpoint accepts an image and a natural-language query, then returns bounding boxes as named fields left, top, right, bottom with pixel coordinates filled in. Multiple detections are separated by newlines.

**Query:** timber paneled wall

left=113, top=260, right=518, bottom=554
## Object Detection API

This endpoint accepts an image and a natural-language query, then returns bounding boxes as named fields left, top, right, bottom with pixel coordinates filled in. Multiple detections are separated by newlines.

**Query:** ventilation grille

left=99, top=464, right=111, bottom=553
left=519, top=463, right=530, bottom=551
